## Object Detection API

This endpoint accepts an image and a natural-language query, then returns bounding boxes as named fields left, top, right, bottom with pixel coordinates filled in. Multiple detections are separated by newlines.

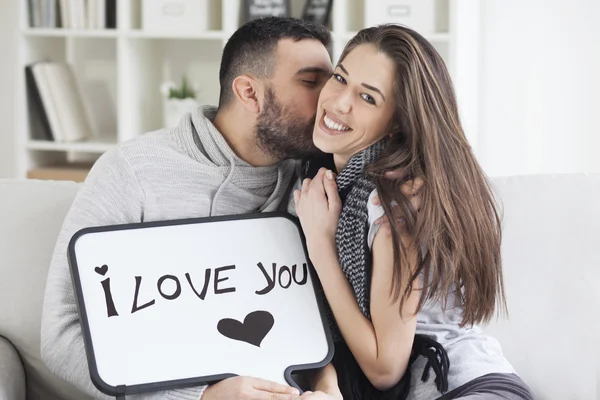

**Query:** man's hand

left=372, top=175, right=424, bottom=246
left=203, top=376, right=300, bottom=400
left=373, top=175, right=424, bottom=223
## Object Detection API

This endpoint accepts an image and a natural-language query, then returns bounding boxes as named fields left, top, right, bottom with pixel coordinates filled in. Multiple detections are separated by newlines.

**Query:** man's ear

left=231, top=75, right=263, bottom=113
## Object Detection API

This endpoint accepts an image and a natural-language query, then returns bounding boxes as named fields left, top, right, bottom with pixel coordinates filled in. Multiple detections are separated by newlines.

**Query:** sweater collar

left=170, top=105, right=296, bottom=211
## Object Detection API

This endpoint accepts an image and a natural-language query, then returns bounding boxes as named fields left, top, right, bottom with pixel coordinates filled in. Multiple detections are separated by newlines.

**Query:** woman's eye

left=333, top=73, right=346, bottom=84
left=302, top=80, right=317, bottom=86
left=361, top=93, right=376, bottom=105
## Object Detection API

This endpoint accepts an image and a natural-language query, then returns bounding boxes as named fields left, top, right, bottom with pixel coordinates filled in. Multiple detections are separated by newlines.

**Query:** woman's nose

left=331, top=89, right=352, bottom=114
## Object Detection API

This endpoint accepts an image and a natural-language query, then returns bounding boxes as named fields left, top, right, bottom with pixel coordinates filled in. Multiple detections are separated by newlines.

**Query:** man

left=41, top=17, right=334, bottom=400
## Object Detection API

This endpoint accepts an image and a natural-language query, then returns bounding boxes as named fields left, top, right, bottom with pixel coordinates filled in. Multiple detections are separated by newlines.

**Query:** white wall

left=477, top=0, right=599, bottom=177
left=0, top=0, right=19, bottom=178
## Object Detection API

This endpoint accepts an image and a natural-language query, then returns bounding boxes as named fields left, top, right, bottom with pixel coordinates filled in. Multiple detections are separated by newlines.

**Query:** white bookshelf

left=23, top=28, right=121, bottom=38
left=16, top=0, right=480, bottom=179
left=26, top=137, right=116, bottom=153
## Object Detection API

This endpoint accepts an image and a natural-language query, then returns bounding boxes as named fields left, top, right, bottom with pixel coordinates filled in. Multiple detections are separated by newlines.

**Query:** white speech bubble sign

left=68, top=213, right=333, bottom=396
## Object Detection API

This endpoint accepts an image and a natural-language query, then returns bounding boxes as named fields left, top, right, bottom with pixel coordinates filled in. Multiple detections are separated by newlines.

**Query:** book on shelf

left=28, top=0, right=116, bottom=29
left=25, top=61, right=94, bottom=143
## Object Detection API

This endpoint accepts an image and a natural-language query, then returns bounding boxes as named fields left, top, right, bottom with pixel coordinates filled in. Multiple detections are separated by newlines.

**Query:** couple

left=41, top=17, right=533, bottom=400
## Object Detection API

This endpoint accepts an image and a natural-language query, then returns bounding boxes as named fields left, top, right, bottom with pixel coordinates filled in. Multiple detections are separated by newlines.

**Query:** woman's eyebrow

left=338, top=63, right=386, bottom=100
left=362, top=83, right=385, bottom=101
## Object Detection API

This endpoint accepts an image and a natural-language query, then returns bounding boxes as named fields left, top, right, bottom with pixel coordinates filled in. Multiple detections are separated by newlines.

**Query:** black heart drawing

left=94, top=265, right=108, bottom=276
left=217, top=311, right=274, bottom=347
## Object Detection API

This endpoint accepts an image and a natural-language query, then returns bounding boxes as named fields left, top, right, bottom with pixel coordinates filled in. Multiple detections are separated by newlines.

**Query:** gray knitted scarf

left=327, top=139, right=388, bottom=340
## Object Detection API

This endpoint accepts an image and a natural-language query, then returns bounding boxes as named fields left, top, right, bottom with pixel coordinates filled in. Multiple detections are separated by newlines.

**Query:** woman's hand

left=294, top=168, right=341, bottom=262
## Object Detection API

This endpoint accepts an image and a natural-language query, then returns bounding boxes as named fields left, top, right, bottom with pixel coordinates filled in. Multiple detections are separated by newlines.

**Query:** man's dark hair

left=218, top=17, right=332, bottom=108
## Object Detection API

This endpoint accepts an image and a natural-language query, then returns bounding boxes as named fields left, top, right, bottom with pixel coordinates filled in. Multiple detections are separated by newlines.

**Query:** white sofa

left=0, top=175, right=598, bottom=400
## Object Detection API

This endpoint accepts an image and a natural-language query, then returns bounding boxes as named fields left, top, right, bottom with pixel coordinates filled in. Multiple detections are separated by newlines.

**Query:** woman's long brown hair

left=340, top=25, right=506, bottom=326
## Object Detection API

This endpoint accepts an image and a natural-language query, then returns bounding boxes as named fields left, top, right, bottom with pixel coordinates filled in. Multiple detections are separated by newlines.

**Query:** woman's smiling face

left=313, top=44, right=397, bottom=167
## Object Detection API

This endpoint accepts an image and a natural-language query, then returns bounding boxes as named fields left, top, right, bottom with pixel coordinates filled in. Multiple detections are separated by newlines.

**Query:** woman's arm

left=295, top=168, right=421, bottom=391
left=311, top=226, right=420, bottom=391
left=302, top=363, right=343, bottom=399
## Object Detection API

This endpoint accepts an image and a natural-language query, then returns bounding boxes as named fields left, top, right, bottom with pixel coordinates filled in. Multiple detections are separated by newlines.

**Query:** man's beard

left=255, top=89, right=323, bottom=161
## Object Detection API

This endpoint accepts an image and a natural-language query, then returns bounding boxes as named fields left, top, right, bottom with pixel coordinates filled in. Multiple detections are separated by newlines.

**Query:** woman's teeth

left=324, top=113, right=350, bottom=131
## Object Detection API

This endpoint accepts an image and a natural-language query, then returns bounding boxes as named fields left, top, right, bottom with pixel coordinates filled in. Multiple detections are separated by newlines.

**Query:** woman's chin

left=313, top=129, right=342, bottom=156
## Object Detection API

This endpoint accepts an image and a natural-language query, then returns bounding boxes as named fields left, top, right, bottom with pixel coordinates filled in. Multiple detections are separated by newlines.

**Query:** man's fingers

left=252, top=378, right=299, bottom=396
left=400, top=179, right=423, bottom=197
left=401, top=179, right=423, bottom=212
left=409, top=194, right=422, bottom=214
left=412, top=176, right=425, bottom=192
left=400, top=180, right=414, bottom=197
left=377, top=213, right=407, bottom=227
left=383, top=169, right=409, bottom=181
left=400, top=177, right=425, bottom=214
left=374, top=176, right=424, bottom=207
left=254, top=392, right=296, bottom=400
left=372, top=194, right=381, bottom=206
left=375, top=214, right=405, bottom=225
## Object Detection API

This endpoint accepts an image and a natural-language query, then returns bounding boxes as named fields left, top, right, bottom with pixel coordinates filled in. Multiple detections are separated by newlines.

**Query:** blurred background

left=0, top=0, right=598, bottom=182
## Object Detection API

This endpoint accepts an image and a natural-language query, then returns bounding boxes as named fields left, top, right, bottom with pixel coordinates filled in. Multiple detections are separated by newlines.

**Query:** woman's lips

left=318, top=111, right=352, bottom=136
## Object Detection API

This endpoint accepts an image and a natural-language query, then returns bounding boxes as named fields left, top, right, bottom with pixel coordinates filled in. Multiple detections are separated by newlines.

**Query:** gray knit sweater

left=40, top=107, right=296, bottom=399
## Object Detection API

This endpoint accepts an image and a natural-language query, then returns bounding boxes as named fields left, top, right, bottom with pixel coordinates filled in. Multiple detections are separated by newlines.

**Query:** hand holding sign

left=203, top=376, right=299, bottom=400
left=69, top=214, right=332, bottom=397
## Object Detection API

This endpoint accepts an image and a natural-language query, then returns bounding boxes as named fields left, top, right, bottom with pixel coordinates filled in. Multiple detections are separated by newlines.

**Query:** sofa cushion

left=483, top=174, right=599, bottom=400
left=0, top=179, right=91, bottom=400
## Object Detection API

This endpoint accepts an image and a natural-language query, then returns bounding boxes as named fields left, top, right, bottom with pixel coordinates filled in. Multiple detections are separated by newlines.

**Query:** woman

left=293, top=25, right=534, bottom=400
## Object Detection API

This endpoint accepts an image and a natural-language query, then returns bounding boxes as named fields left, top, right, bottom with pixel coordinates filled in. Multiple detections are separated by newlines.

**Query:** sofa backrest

left=484, top=174, right=599, bottom=400
left=0, top=179, right=90, bottom=400
left=0, top=175, right=597, bottom=400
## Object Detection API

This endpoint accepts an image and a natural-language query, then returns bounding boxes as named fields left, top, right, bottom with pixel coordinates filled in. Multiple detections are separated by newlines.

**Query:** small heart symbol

left=217, top=311, right=274, bottom=347
left=94, top=265, right=108, bottom=276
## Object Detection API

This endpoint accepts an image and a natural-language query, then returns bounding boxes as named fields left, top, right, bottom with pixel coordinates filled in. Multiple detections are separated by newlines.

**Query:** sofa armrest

left=0, top=336, right=26, bottom=400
